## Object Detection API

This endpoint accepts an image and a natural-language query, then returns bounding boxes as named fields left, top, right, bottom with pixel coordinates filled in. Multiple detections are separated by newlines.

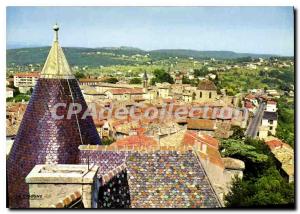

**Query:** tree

left=101, top=138, right=114, bottom=145
left=276, top=97, right=294, bottom=148
left=225, top=168, right=294, bottom=208
left=129, top=77, right=142, bottom=84
left=103, top=77, right=119, bottom=84
left=181, top=76, right=189, bottom=84
left=194, top=67, right=209, bottom=77
left=150, top=69, right=174, bottom=85
left=223, top=138, right=295, bottom=208
left=231, top=126, right=245, bottom=140
left=74, top=72, right=85, bottom=79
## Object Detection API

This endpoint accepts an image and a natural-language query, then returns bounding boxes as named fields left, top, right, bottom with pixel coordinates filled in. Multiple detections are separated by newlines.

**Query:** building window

left=270, top=127, right=273, bottom=130
left=209, top=92, right=212, bottom=99
left=200, top=92, right=202, bottom=98
left=268, top=120, right=273, bottom=124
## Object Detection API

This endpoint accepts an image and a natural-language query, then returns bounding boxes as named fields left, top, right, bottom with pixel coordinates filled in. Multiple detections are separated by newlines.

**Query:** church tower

left=7, top=24, right=101, bottom=208
left=143, top=71, right=148, bottom=89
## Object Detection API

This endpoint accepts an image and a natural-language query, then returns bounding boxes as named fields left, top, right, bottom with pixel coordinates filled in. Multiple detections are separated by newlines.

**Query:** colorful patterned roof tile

left=126, top=150, right=221, bottom=208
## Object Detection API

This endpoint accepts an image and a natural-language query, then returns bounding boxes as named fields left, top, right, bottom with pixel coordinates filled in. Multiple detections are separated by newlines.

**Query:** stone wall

left=28, top=183, right=82, bottom=208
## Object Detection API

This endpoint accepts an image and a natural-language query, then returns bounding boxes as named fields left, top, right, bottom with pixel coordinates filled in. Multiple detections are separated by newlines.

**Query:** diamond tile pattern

left=7, top=78, right=101, bottom=208
left=126, top=150, right=220, bottom=208
left=98, top=170, right=131, bottom=208
left=81, top=149, right=221, bottom=208
left=79, top=150, right=126, bottom=178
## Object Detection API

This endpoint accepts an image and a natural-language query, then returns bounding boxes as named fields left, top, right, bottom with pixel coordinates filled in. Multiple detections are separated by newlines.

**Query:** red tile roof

left=79, top=78, right=103, bottom=82
left=14, top=72, right=40, bottom=78
left=244, top=101, right=254, bottom=109
left=187, top=119, right=216, bottom=130
left=109, top=88, right=144, bottom=95
left=265, top=139, right=291, bottom=150
left=182, top=131, right=224, bottom=168
left=197, top=80, right=217, bottom=91
left=111, top=135, right=159, bottom=148
left=245, top=94, right=256, bottom=100
left=52, top=191, right=81, bottom=208
left=198, top=134, right=220, bottom=148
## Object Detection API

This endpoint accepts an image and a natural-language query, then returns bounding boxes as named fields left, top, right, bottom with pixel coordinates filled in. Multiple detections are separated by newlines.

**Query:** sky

left=7, top=7, right=294, bottom=56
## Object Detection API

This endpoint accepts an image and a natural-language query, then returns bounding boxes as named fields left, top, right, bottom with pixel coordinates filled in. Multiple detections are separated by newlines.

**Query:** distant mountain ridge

left=7, top=46, right=280, bottom=67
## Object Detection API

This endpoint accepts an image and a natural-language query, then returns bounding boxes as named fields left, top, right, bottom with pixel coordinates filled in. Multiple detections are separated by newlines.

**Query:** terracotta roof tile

left=187, top=119, right=216, bottom=130
left=111, top=135, right=159, bottom=148
left=14, top=72, right=40, bottom=78
left=109, top=88, right=144, bottom=95
left=52, top=191, right=82, bottom=208
left=197, top=80, right=217, bottom=91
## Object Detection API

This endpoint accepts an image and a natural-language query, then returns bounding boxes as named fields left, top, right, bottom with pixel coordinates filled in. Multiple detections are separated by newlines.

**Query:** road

left=245, top=102, right=266, bottom=138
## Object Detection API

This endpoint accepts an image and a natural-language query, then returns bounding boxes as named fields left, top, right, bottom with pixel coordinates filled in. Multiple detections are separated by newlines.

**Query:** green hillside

left=7, top=46, right=279, bottom=67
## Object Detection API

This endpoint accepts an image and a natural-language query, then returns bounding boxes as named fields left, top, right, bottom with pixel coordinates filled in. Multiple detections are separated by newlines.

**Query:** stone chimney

left=25, top=164, right=99, bottom=208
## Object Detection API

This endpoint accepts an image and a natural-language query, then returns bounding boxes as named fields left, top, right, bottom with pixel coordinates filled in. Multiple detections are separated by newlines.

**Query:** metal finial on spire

left=53, top=23, right=59, bottom=41
left=40, top=23, right=74, bottom=79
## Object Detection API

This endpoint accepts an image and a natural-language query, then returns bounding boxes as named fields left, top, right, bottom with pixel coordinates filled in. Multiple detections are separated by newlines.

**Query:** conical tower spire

left=7, top=24, right=101, bottom=208
left=40, top=24, right=74, bottom=79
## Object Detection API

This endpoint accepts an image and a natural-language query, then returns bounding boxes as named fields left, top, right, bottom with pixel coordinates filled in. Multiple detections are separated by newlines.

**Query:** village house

left=13, top=72, right=40, bottom=93
left=243, top=94, right=258, bottom=113
left=187, top=118, right=217, bottom=135
left=266, top=89, right=280, bottom=98
left=81, top=86, right=107, bottom=102
left=6, top=87, right=14, bottom=98
left=265, top=138, right=294, bottom=183
left=156, top=82, right=171, bottom=99
left=175, top=75, right=183, bottom=84
left=194, top=79, right=218, bottom=102
left=265, top=100, right=277, bottom=112
left=261, top=111, right=278, bottom=136
left=6, top=78, right=14, bottom=87
left=100, top=121, right=114, bottom=139
left=105, top=88, right=145, bottom=101
left=79, top=78, right=103, bottom=86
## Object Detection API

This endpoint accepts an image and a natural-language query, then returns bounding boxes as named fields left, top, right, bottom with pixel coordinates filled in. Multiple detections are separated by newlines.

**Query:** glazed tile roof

left=79, top=149, right=126, bottom=178
left=7, top=26, right=100, bottom=208
left=126, top=150, right=221, bottom=208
